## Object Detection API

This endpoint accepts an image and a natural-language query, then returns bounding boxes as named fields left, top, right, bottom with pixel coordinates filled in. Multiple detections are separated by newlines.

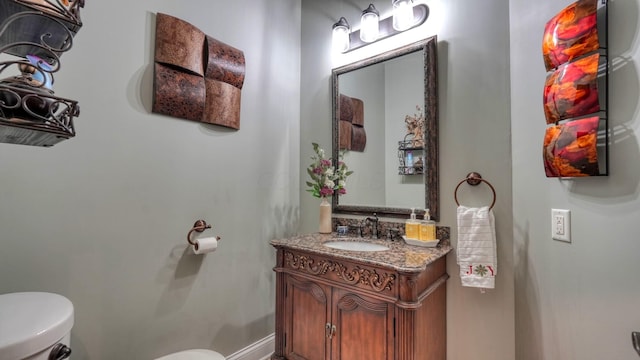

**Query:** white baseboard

left=226, top=333, right=275, bottom=360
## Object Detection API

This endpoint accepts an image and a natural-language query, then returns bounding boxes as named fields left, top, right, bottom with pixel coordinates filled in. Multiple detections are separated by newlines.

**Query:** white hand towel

left=456, top=205, right=497, bottom=289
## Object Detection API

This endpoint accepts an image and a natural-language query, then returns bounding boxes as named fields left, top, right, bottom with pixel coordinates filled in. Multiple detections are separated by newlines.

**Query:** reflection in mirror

left=331, top=36, right=438, bottom=220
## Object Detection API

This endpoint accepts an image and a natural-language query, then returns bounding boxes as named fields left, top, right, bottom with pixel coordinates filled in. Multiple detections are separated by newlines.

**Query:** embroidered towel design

left=457, top=205, right=497, bottom=289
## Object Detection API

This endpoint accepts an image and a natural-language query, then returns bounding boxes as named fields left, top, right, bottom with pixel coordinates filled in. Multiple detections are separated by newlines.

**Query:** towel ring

left=454, top=172, right=496, bottom=210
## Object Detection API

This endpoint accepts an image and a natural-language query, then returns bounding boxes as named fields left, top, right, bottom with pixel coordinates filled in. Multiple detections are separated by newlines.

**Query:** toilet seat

left=155, top=349, right=225, bottom=360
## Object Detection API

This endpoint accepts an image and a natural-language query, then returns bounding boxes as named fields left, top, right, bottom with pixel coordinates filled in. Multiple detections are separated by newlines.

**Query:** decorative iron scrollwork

left=0, top=1, right=83, bottom=146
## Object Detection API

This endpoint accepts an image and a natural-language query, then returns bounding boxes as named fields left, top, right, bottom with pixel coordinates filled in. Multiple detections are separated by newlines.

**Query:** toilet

left=155, top=349, right=225, bottom=360
left=0, top=292, right=223, bottom=360
left=0, top=292, right=74, bottom=360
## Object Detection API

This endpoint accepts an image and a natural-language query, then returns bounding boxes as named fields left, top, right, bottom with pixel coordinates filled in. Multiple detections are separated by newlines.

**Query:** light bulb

left=332, top=17, right=350, bottom=53
left=392, top=0, right=415, bottom=31
left=360, top=4, right=379, bottom=43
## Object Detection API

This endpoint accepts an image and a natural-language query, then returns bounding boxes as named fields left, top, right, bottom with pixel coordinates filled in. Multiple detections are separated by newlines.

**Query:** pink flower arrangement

left=306, top=143, right=353, bottom=198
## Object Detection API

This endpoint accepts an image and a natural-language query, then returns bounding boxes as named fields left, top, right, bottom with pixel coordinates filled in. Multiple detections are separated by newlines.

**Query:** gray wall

left=384, top=53, right=425, bottom=208
left=340, top=65, right=386, bottom=206
left=0, top=0, right=300, bottom=358
left=300, top=0, right=515, bottom=359
left=510, top=0, right=640, bottom=358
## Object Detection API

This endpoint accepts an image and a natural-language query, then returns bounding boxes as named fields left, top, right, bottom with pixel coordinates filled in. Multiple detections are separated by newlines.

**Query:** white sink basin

left=323, top=241, right=389, bottom=252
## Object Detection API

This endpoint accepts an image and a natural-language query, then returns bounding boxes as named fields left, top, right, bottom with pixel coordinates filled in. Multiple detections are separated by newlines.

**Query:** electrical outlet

left=551, top=209, right=571, bottom=242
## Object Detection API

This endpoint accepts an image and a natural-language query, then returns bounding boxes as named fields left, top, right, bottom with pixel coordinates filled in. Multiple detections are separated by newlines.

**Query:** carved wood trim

left=396, top=307, right=417, bottom=360
left=397, top=273, right=449, bottom=309
left=273, top=271, right=286, bottom=358
left=284, top=251, right=395, bottom=293
left=288, top=275, right=327, bottom=303
left=286, top=353, right=308, bottom=360
left=336, top=292, right=389, bottom=313
left=284, top=251, right=333, bottom=275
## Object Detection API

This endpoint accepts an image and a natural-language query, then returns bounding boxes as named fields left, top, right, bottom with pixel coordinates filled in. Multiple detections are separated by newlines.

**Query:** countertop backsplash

left=332, top=217, right=450, bottom=246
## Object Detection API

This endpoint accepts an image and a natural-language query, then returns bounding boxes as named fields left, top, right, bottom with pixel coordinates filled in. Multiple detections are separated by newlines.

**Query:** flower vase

left=319, top=197, right=332, bottom=234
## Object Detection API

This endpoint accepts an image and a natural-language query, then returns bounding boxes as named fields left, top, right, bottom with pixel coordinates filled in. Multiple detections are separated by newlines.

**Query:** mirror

left=331, top=36, right=439, bottom=221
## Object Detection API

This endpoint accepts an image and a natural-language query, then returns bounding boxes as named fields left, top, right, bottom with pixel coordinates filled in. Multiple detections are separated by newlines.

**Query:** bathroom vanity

left=270, top=234, right=451, bottom=360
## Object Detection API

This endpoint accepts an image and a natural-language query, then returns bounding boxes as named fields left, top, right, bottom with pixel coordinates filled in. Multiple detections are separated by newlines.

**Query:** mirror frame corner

left=331, top=35, right=439, bottom=221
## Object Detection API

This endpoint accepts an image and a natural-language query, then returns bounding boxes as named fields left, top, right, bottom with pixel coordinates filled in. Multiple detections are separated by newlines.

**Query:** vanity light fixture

left=332, top=17, right=351, bottom=53
left=332, top=2, right=429, bottom=53
left=360, top=4, right=380, bottom=43
left=392, top=0, right=415, bottom=31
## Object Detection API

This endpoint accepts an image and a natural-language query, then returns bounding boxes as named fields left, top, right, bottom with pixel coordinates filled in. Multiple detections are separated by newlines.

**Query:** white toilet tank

left=0, top=292, right=74, bottom=360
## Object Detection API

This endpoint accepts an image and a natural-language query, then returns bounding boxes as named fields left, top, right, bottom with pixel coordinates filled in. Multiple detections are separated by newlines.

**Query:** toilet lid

left=0, top=292, right=74, bottom=359
left=155, top=349, right=225, bottom=360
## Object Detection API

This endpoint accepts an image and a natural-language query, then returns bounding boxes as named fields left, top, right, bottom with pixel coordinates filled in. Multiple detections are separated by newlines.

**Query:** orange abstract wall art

left=543, top=116, right=599, bottom=177
left=541, top=0, right=607, bottom=177
left=543, top=52, right=600, bottom=124
left=542, top=0, right=598, bottom=72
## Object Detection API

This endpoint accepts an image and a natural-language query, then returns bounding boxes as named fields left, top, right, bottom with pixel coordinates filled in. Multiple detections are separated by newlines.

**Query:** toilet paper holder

left=187, top=220, right=221, bottom=246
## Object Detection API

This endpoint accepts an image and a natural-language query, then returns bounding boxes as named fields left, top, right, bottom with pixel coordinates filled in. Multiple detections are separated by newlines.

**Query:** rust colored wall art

left=543, top=116, right=599, bottom=177
left=339, top=119, right=352, bottom=150
left=351, top=97, right=364, bottom=127
left=351, top=125, right=366, bottom=152
left=338, top=93, right=366, bottom=152
left=542, top=0, right=598, bottom=72
left=544, top=53, right=600, bottom=124
left=152, top=13, right=245, bottom=129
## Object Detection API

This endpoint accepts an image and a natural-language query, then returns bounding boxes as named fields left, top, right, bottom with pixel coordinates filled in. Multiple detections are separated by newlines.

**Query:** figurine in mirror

left=332, top=36, right=438, bottom=220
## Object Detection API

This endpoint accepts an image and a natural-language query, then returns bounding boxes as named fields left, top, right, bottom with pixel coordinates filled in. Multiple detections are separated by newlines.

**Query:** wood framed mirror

left=331, top=36, right=439, bottom=220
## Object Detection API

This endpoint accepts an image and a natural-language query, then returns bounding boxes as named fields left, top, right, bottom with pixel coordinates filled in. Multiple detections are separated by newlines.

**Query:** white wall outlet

left=551, top=209, right=571, bottom=242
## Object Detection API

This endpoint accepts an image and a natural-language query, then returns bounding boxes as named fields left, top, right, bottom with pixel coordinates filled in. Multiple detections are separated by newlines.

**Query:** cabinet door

left=285, top=275, right=331, bottom=360
left=331, top=289, right=394, bottom=360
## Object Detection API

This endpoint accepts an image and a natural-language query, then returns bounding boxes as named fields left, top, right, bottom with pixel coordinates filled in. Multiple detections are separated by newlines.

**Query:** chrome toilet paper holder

left=187, top=220, right=221, bottom=246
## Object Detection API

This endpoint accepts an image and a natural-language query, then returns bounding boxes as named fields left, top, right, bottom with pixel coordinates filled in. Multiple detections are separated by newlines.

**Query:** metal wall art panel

left=338, top=93, right=366, bottom=152
left=152, top=13, right=245, bottom=130
left=152, top=63, right=205, bottom=121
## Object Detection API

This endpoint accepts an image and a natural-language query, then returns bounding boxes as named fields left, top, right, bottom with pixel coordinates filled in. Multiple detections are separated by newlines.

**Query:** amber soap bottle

left=419, top=208, right=436, bottom=241
left=405, top=208, right=420, bottom=240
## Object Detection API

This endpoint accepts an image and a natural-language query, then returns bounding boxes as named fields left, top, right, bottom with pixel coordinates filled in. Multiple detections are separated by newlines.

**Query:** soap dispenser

left=419, top=208, right=436, bottom=241
left=405, top=207, right=420, bottom=240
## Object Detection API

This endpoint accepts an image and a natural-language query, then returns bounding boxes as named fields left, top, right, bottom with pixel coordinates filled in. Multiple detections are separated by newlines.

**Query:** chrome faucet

left=366, top=213, right=379, bottom=239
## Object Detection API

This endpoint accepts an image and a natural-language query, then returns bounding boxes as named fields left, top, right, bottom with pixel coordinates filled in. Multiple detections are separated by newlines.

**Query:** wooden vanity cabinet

left=285, top=275, right=394, bottom=360
left=272, top=247, right=448, bottom=360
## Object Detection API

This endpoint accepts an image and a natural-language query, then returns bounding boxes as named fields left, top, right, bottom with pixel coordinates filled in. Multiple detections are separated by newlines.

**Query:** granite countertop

left=270, top=233, right=452, bottom=273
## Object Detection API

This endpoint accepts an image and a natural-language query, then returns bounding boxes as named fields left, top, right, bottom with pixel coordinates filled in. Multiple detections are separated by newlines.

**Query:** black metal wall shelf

left=0, top=0, right=83, bottom=147
left=398, top=139, right=424, bottom=175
